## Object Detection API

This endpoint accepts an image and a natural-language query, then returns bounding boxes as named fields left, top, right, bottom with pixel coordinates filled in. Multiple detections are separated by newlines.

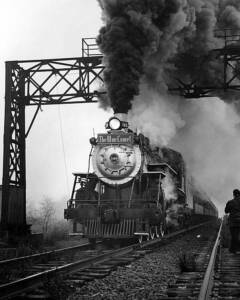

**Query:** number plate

left=97, top=133, right=133, bottom=144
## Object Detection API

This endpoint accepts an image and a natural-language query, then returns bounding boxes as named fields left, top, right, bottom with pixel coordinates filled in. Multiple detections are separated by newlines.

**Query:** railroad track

left=0, top=241, right=100, bottom=267
left=0, top=241, right=104, bottom=297
left=0, top=222, right=214, bottom=299
left=163, top=218, right=240, bottom=300
left=201, top=219, right=240, bottom=300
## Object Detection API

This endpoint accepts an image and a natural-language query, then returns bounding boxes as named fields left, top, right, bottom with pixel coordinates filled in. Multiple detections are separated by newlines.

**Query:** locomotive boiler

left=64, top=114, right=218, bottom=243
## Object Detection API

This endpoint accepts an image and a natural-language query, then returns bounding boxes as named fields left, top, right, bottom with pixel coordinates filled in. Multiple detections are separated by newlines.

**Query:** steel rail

left=0, top=221, right=215, bottom=299
left=198, top=219, right=223, bottom=300
left=141, top=221, right=213, bottom=249
left=0, top=241, right=101, bottom=267
left=0, top=244, right=134, bottom=299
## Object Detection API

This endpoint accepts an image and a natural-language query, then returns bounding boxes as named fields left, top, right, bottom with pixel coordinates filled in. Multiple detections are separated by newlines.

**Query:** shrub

left=178, top=252, right=197, bottom=272
left=44, top=220, right=69, bottom=246
left=43, top=273, right=72, bottom=300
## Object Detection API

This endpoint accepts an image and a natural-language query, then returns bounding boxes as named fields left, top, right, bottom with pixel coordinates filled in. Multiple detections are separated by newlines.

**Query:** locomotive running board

left=134, top=232, right=149, bottom=236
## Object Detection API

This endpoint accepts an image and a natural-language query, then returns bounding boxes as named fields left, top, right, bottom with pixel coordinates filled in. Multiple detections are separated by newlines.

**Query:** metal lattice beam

left=2, top=63, right=26, bottom=230
left=168, top=47, right=240, bottom=98
left=1, top=54, right=104, bottom=233
left=169, top=30, right=240, bottom=98
left=21, top=56, right=104, bottom=105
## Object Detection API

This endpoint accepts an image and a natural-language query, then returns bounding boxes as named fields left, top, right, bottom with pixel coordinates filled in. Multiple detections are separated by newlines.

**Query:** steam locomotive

left=64, top=114, right=218, bottom=243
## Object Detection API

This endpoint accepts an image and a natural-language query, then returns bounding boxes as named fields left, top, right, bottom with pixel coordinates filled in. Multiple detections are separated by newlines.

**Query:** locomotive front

left=91, top=115, right=142, bottom=185
left=65, top=114, right=167, bottom=243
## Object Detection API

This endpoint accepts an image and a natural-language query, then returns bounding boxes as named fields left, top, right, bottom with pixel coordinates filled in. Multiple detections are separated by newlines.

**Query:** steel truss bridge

left=1, top=31, right=240, bottom=237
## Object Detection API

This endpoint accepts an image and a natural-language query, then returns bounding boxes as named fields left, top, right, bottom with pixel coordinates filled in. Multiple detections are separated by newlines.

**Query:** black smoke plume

left=97, top=0, right=180, bottom=112
left=97, top=0, right=240, bottom=113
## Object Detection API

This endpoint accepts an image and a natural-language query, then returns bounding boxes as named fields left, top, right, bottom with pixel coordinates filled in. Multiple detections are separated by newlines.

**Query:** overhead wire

left=58, top=105, right=70, bottom=195
left=55, top=71, right=70, bottom=195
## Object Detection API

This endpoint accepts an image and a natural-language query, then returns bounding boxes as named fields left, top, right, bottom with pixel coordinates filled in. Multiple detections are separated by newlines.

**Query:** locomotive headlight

left=108, top=117, right=121, bottom=130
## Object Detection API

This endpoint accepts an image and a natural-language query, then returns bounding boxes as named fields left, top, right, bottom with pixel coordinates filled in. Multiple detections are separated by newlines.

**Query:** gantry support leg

left=1, top=62, right=28, bottom=241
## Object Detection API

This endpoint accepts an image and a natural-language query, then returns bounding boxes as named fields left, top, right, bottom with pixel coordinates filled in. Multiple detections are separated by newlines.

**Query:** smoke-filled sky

left=97, top=0, right=240, bottom=112
left=1, top=0, right=240, bottom=216
left=97, top=0, right=240, bottom=215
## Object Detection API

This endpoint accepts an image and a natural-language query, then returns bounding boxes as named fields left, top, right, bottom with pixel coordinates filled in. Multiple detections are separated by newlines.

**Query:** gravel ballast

left=69, top=225, right=217, bottom=300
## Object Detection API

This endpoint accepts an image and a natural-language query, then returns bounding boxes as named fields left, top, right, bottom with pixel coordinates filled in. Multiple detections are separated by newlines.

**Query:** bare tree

left=39, top=197, right=56, bottom=235
left=27, top=198, right=69, bottom=243
left=26, top=201, right=38, bottom=224
left=26, top=201, right=42, bottom=232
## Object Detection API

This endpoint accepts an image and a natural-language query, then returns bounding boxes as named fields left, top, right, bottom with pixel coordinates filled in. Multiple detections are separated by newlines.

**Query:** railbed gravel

left=68, top=225, right=217, bottom=300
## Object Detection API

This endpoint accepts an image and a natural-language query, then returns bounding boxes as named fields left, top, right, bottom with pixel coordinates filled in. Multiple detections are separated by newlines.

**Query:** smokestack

left=114, top=113, right=128, bottom=122
left=114, top=112, right=134, bottom=131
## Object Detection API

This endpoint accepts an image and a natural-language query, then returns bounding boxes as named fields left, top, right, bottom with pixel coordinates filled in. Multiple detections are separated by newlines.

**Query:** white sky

left=0, top=0, right=112, bottom=207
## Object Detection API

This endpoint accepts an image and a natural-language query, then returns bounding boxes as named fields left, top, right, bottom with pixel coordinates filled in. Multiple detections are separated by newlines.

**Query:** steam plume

left=97, top=0, right=240, bottom=113
left=128, top=87, right=185, bottom=145
left=162, top=172, right=180, bottom=227
left=97, top=0, right=240, bottom=213
left=170, top=98, right=240, bottom=213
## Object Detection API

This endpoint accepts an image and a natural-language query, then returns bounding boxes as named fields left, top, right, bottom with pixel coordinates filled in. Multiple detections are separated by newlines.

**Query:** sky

left=0, top=0, right=112, bottom=210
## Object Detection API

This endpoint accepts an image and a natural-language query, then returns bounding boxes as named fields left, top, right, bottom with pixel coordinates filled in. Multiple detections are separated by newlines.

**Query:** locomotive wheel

left=155, top=226, right=160, bottom=238
left=150, top=227, right=155, bottom=240
left=138, top=234, right=150, bottom=243
left=159, top=223, right=165, bottom=237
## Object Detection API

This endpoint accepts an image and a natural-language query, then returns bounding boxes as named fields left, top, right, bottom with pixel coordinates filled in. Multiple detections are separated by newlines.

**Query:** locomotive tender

left=64, top=114, right=218, bottom=243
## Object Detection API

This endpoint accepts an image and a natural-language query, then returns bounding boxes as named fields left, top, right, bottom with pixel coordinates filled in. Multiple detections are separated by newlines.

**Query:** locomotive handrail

left=70, top=199, right=162, bottom=205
